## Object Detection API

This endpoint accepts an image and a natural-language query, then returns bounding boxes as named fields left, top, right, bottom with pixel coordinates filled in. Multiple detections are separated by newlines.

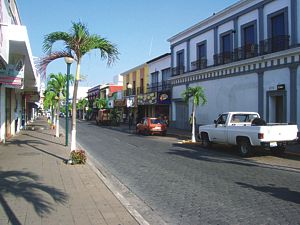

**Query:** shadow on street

left=236, top=182, right=300, bottom=204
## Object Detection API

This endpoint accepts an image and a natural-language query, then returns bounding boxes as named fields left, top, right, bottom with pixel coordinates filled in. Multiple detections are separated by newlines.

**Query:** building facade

left=144, top=53, right=172, bottom=121
left=121, top=63, right=149, bottom=123
left=168, top=0, right=300, bottom=130
left=0, top=0, right=39, bottom=142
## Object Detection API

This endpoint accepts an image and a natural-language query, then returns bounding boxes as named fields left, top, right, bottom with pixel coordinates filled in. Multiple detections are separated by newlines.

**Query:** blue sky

left=17, top=0, right=237, bottom=87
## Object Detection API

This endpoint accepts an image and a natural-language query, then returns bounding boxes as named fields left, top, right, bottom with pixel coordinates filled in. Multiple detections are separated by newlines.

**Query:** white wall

left=263, top=68, right=290, bottom=121
left=172, top=85, right=186, bottom=99
left=148, top=55, right=171, bottom=82
left=263, top=0, right=290, bottom=39
left=189, top=74, right=258, bottom=125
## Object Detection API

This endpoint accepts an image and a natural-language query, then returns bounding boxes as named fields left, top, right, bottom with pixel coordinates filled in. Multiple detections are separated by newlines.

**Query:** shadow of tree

left=236, top=182, right=300, bottom=204
left=0, top=170, right=68, bottom=224
left=5, top=139, right=66, bottom=161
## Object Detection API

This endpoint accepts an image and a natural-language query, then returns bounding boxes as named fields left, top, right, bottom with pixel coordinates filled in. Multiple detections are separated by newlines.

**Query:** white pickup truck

left=198, top=112, right=298, bottom=157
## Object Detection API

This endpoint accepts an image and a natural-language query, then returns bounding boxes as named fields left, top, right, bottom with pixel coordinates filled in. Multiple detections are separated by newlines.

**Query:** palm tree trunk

left=71, top=62, right=80, bottom=151
left=56, top=96, right=60, bottom=137
left=192, top=103, right=196, bottom=142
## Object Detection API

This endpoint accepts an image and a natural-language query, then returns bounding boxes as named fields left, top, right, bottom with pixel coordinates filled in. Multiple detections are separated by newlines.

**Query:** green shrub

left=70, top=150, right=87, bottom=164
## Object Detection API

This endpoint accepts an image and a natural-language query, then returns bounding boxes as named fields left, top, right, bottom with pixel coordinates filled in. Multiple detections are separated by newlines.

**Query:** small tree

left=182, top=86, right=207, bottom=142
left=94, top=97, right=107, bottom=109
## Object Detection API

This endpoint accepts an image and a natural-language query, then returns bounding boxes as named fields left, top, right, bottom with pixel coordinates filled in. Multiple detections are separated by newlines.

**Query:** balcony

left=233, top=43, right=258, bottom=61
left=172, top=66, right=185, bottom=76
left=190, top=58, right=207, bottom=71
left=147, top=81, right=171, bottom=93
left=259, top=35, right=290, bottom=55
left=214, top=51, right=234, bottom=66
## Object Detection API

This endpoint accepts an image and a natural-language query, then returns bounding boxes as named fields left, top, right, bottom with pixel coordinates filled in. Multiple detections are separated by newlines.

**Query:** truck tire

left=201, top=133, right=211, bottom=148
left=270, top=146, right=286, bottom=155
left=238, top=139, right=253, bottom=157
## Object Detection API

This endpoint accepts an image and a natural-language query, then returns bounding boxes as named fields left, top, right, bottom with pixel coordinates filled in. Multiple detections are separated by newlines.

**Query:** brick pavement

left=0, top=118, right=140, bottom=225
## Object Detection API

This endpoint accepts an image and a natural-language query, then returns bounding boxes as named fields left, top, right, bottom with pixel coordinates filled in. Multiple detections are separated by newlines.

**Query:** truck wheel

left=201, top=133, right=211, bottom=148
left=270, top=146, right=286, bottom=155
left=238, top=140, right=253, bottom=157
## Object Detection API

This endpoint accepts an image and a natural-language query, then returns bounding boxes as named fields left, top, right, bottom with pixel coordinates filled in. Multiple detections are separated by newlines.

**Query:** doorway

left=267, top=90, right=286, bottom=123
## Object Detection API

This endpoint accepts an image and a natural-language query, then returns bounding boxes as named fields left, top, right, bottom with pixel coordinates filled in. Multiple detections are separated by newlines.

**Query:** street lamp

left=64, top=57, right=74, bottom=146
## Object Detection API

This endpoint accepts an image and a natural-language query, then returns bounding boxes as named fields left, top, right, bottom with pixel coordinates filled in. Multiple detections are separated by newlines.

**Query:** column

left=0, top=85, right=5, bottom=142
left=186, top=40, right=190, bottom=72
left=291, top=0, right=298, bottom=46
left=289, top=64, right=297, bottom=124
left=258, top=70, right=264, bottom=118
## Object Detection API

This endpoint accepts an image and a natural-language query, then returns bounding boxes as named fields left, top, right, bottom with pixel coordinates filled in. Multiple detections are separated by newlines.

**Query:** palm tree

left=77, top=98, right=88, bottom=120
left=182, top=86, right=207, bottom=142
left=94, top=97, right=107, bottom=109
left=47, top=73, right=67, bottom=137
left=40, top=21, right=119, bottom=151
left=43, top=89, right=57, bottom=125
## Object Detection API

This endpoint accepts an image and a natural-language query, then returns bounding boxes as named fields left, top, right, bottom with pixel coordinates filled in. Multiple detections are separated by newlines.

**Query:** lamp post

left=64, top=57, right=74, bottom=146
left=127, top=83, right=133, bottom=130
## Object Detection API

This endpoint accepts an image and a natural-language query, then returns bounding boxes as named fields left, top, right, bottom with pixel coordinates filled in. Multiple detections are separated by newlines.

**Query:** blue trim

left=187, top=40, right=190, bottom=72
left=214, top=27, right=218, bottom=55
left=234, top=17, right=238, bottom=49
left=258, top=6, right=264, bottom=42
left=291, top=0, right=298, bottom=45
left=289, top=65, right=297, bottom=123
left=258, top=71, right=264, bottom=117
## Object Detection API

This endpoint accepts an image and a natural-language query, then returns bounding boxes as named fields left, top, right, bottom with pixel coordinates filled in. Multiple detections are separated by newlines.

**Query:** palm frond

left=37, top=51, right=73, bottom=74
left=43, top=32, right=71, bottom=54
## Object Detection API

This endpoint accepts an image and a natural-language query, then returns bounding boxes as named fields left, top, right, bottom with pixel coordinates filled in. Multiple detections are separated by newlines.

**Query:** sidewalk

left=0, top=118, right=139, bottom=225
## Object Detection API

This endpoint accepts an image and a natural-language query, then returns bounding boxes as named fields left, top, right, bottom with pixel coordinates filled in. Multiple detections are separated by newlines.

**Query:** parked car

left=136, top=117, right=167, bottom=136
left=198, top=112, right=298, bottom=157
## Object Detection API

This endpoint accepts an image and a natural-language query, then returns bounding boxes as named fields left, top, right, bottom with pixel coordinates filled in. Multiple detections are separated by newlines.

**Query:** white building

left=168, top=0, right=300, bottom=130
left=145, top=53, right=172, bottom=118
left=0, top=0, right=39, bottom=142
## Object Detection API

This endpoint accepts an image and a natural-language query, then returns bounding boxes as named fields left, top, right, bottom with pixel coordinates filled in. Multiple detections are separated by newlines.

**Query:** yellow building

left=121, top=63, right=149, bottom=124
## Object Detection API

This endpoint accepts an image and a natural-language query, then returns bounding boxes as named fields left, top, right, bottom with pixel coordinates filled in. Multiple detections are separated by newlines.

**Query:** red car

left=136, top=117, right=167, bottom=136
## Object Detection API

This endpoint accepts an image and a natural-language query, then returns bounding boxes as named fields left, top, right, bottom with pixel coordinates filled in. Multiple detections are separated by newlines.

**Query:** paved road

left=61, top=119, right=300, bottom=225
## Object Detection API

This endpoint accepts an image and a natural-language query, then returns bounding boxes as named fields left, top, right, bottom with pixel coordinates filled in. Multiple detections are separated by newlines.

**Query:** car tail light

left=258, top=133, right=264, bottom=139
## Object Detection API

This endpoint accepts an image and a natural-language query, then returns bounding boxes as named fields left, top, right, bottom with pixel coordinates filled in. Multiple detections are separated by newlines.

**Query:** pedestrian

left=128, top=112, right=133, bottom=130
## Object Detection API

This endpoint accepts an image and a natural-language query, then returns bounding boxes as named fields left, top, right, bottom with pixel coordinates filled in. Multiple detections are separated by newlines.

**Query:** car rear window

left=150, top=119, right=161, bottom=124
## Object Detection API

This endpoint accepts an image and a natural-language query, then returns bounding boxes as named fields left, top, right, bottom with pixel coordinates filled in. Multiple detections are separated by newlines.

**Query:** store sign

left=157, top=91, right=171, bottom=104
left=137, top=92, right=157, bottom=105
left=0, top=56, right=25, bottom=89
left=114, top=99, right=126, bottom=107
left=107, top=100, right=114, bottom=108
left=26, top=94, right=39, bottom=103
left=126, top=96, right=136, bottom=108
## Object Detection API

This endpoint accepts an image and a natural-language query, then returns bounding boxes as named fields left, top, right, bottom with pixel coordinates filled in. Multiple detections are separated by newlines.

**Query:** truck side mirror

left=214, top=120, right=217, bottom=124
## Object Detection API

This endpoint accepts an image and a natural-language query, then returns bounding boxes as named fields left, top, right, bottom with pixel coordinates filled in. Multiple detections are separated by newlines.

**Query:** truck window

left=217, top=114, right=228, bottom=124
left=231, top=114, right=259, bottom=123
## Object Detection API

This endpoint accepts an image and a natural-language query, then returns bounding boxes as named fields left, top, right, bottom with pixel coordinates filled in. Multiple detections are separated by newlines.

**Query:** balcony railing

left=233, top=43, right=258, bottom=61
left=191, top=58, right=207, bottom=71
left=214, top=51, right=234, bottom=66
left=172, top=66, right=185, bottom=76
left=259, top=35, right=290, bottom=55
left=147, top=81, right=171, bottom=93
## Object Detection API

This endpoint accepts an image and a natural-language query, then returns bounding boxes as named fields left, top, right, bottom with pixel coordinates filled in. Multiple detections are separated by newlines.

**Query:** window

left=140, top=78, right=144, bottom=94
left=242, top=24, right=257, bottom=58
left=151, top=72, right=158, bottom=84
left=177, top=51, right=184, bottom=67
left=162, top=68, right=171, bottom=81
left=222, top=34, right=231, bottom=53
left=267, top=8, right=289, bottom=53
left=197, top=43, right=206, bottom=59
left=220, top=32, right=233, bottom=64
left=271, top=13, right=285, bottom=37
